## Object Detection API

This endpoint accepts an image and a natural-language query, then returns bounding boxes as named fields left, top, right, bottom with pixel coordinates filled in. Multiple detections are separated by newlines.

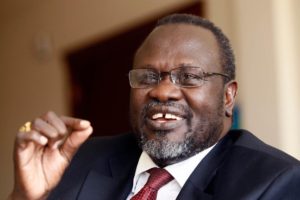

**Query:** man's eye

left=182, top=73, right=201, bottom=80
left=179, top=73, right=202, bottom=85
left=139, top=73, right=158, bottom=85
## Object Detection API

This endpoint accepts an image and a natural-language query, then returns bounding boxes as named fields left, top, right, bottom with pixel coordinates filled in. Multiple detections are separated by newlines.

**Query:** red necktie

left=131, top=168, right=174, bottom=200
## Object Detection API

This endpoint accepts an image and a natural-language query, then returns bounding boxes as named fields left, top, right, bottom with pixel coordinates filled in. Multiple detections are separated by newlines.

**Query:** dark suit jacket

left=48, top=129, right=300, bottom=200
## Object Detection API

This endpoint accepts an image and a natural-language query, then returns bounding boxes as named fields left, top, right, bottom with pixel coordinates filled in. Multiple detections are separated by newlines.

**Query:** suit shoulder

left=208, top=130, right=300, bottom=199
left=48, top=133, right=140, bottom=199
left=227, top=129, right=300, bottom=166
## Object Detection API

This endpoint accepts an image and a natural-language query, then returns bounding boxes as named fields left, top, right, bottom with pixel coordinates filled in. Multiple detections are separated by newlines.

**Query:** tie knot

left=146, top=168, right=173, bottom=190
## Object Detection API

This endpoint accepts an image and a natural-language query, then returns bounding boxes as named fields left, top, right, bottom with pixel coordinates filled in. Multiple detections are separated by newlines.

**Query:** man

left=9, top=14, right=300, bottom=200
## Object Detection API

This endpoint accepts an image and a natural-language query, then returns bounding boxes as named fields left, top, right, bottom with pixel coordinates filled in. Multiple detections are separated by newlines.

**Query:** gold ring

left=19, top=122, right=32, bottom=132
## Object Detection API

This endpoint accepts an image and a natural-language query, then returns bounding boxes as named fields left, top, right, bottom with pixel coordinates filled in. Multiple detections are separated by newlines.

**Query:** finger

left=51, top=138, right=66, bottom=149
left=60, top=116, right=91, bottom=130
left=51, top=116, right=91, bottom=150
left=42, top=111, right=67, bottom=135
left=32, top=118, right=60, bottom=138
left=16, top=130, right=48, bottom=149
left=60, top=126, right=93, bottom=161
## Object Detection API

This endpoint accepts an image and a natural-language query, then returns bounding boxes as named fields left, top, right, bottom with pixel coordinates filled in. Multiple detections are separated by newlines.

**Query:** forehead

left=133, top=24, right=221, bottom=71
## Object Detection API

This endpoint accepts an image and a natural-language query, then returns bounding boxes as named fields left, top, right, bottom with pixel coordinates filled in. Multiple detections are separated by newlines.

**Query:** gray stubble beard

left=131, top=96, right=225, bottom=166
left=140, top=131, right=194, bottom=162
left=139, top=115, right=223, bottom=166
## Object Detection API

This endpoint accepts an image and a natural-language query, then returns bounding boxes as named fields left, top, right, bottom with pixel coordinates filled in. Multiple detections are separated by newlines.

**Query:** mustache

left=141, top=100, right=193, bottom=120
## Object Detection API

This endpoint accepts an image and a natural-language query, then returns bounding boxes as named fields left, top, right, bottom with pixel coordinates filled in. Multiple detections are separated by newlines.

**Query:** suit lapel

left=176, top=132, right=237, bottom=200
left=77, top=144, right=141, bottom=200
left=76, top=131, right=238, bottom=200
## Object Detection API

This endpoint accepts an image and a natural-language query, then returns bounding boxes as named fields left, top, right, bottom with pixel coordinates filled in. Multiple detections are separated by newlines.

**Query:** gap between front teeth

left=152, top=113, right=182, bottom=120
left=152, top=113, right=163, bottom=119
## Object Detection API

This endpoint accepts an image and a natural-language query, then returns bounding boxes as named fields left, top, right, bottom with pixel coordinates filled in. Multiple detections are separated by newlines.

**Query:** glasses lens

left=129, top=69, right=159, bottom=88
left=173, top=67, right=204, bottom=87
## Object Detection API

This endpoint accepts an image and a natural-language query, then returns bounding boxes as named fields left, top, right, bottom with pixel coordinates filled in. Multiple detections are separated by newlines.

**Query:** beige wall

left=207, top=0, right=300, bottom=157
left=272, top=0, right=300, bottom=156
left=0, top=0, right=195, bottom=197
left=1, top=0, right=300, bottom=198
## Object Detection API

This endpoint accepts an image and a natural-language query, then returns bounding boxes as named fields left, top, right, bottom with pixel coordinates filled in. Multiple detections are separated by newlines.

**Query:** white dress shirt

left=127, top=144, right=216, bottom=200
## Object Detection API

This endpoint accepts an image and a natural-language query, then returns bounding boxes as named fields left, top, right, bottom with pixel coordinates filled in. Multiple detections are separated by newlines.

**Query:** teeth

left=165, top=113, right=182, bottom=120
left=152, top=113, right=163, bottom=119
left=151, top=113, right=183, bottom=120
left=165, top=113, right=174, bottom=119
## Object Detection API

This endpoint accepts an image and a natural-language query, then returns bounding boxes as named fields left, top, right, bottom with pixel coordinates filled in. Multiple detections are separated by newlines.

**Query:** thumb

left=60, top=116, right=93, bottom=161
left=60, top=116, right=91, bottom=130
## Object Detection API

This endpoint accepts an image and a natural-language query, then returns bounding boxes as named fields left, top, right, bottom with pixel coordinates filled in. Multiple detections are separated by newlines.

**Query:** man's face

left=130, top=24, right=233, bottom=166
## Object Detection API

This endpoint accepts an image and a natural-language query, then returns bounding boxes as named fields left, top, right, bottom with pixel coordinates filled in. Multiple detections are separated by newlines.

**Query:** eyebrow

left=133, top=64, right=154, bottom=69
left=134, top=63, right=198, bottom=69
left=178, top=63, right=198, bottom=68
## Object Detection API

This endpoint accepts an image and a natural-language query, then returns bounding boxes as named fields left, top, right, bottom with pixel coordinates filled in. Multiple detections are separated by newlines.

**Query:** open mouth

left=151, top=113, right=183, bottom=122
left=145, top=108, right=187, bottom=131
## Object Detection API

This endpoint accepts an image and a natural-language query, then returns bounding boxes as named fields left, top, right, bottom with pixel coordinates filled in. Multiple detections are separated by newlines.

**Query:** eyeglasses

left=128, top=66, right=230, bottom=89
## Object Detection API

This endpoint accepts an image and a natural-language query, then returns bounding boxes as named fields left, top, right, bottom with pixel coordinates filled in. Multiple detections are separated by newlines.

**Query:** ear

left=224, top=80, right=238, bottom=117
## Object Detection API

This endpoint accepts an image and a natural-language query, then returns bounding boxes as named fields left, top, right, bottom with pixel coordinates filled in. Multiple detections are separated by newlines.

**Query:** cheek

left=183, top=86, right=224, bottom=115
left=183, top=89, right=209, bottom=110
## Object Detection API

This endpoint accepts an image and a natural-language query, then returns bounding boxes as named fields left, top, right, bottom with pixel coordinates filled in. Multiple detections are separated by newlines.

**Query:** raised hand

left=9, top=111, right=93, bottom=200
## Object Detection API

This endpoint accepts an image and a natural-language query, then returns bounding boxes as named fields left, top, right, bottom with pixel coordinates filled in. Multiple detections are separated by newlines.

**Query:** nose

left=148, top=78, right=183, bottom=102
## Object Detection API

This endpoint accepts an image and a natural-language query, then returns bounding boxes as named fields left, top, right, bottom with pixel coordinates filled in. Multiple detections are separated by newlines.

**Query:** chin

left=136, top=121, right=223, bottom=166
left=138, top=130, right=192, bottom=165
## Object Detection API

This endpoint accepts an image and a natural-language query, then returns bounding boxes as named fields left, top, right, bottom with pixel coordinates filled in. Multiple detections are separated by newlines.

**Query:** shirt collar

left=133, top=144, right=216, bottom=188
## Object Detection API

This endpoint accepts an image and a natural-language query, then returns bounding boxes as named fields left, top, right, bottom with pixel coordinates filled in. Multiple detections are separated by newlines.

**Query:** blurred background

left=1, top=0, right=300, bottom=198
